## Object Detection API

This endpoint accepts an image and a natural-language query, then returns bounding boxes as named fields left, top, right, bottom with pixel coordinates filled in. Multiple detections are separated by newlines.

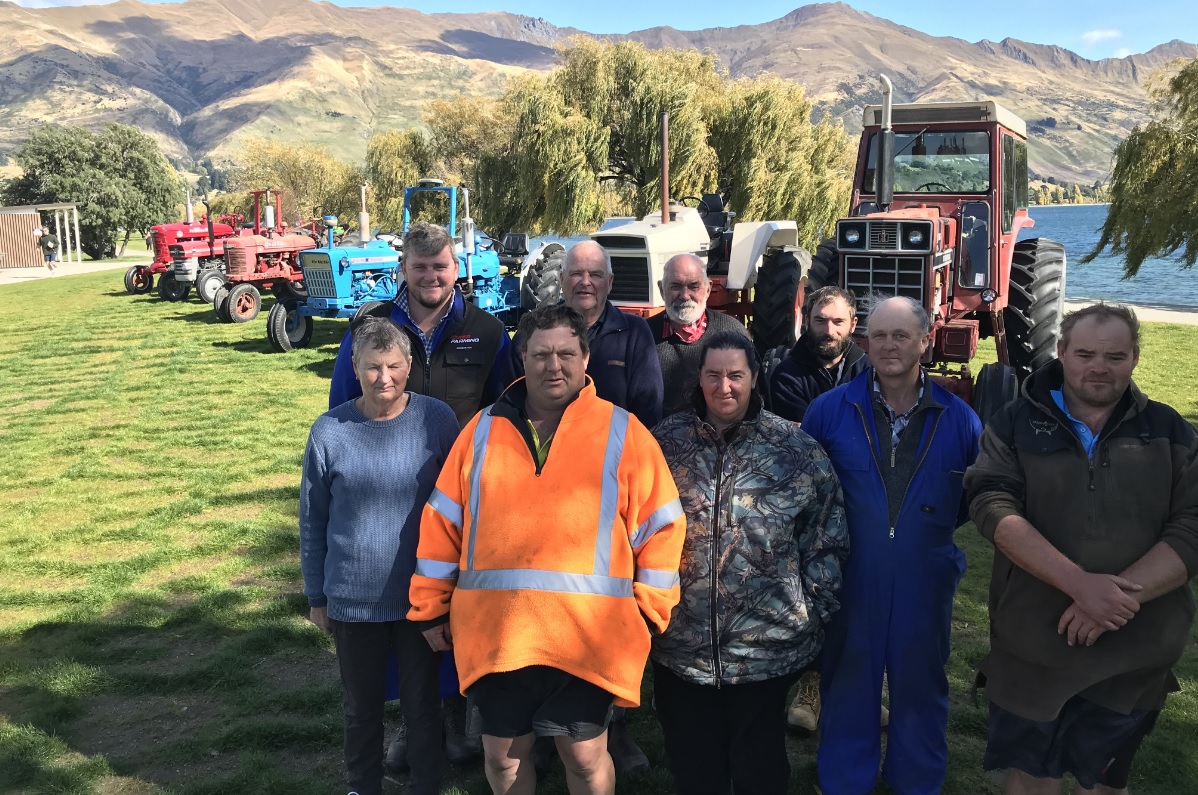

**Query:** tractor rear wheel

left=213, top=285, right=232, bottom=323
left=521, top=244, right=565, bottom=310
left=227, top=283, right=261, bottom=323
left=751, top=246, right=810, bottom=355
left=1003, top=238, right=1067, bottom=383
left=196, top=269, right=226, bottom=304
left=157, top=273, right=190, bottom=302
left=803, top=240, right=841, bottom=304
left=267, top=299, right=314, bottom=352
left=972, top=362, right=1019, bottom=426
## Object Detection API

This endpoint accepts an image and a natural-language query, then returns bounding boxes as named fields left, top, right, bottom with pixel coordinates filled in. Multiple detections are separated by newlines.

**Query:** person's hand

left=1058, top=602, right=1108, bottom=646
left=309, top=606, right=331, bottom=634
left=1065, top=572, right=1142, bottom=630
left=423, top=623, right=453, bottom=652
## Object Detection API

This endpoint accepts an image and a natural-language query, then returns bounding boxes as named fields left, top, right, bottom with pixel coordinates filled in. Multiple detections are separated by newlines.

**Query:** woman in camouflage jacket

left=650, top=331, right=849, bottom=795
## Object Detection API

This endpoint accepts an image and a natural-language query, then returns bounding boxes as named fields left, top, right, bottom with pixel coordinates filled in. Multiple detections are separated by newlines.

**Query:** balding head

left=566, top=240, right=611, bottom=276
left=563, top=240, right=614, bottom=326
left=660, top=253, right=711, bottom=326
left=865, top=296, right=932, bottom=381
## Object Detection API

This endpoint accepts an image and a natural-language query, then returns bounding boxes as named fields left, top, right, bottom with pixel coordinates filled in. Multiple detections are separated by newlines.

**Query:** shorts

left=984, top=696, right=1159, bottom=789
left=467, top=665, right=614, bottom=740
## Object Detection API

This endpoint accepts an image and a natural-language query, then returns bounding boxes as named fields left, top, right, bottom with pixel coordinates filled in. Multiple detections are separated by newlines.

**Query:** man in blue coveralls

left=802, top=296, right=982, bottom=794
left=328, top=221, right=514, bottom=773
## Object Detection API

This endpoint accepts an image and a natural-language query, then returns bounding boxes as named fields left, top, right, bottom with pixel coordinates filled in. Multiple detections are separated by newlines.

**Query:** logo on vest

left=1030, top=418, right=1058, bottom=436
left=451, top=336, right=481, bottom=344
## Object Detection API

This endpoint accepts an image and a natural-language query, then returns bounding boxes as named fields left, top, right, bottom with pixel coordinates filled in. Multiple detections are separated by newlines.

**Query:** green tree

left=231, top=139, right=363, bottom=230
left=1085, top=57, right=1198, bottom=276
left=364, top=129, right=438, bottom=232
left=2, top=124, right=182, bottom=259
left=426, top=39, right=853, bottom=246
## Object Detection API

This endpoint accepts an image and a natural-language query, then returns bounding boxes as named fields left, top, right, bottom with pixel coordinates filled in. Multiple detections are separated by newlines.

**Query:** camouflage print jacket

left=650, top=393, right=849, bottom=686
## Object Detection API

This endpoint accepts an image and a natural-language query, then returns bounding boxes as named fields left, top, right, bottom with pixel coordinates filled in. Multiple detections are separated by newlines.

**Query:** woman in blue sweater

left=300, top=316, right=461, bottom=795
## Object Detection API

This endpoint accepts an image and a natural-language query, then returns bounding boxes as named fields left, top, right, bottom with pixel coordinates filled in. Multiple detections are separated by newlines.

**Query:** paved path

left=0, top=254, right=148, bottom=287
left=1063, top=299, right=1198, bottom=326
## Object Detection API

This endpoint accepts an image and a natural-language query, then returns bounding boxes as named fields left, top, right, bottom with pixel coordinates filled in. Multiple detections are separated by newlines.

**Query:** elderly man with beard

left=769, top=286, right=869, bottom=426
left=646, top=253, right=751, bottom=419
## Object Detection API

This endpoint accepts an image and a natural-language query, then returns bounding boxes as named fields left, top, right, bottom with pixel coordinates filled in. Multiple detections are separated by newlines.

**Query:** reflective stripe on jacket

left=409, top=378, right=686, bottom=706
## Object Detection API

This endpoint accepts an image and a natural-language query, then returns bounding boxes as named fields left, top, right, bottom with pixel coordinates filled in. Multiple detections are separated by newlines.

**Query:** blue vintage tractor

left=266, top=216, right=401, bottom=352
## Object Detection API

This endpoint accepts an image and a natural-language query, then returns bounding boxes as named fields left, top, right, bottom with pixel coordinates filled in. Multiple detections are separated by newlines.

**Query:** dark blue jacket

left=803, top=369, right=981, bottom=795
left=510, top=301, right=663, bottom=428
left=768, top=337, right=869, bottom=423
left=329, top=287, right=514, bottom=427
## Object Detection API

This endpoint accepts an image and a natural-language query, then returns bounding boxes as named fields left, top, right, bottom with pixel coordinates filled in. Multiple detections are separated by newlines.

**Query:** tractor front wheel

left=751, top=246, right=811, bottom=355
left=520, top=244, right=565, bottom=311
left=973, top=362, right=1019, bottom=426
left=353, top=301, right=386, bottom=322
left=267, top=300, right=314, bottom=352
left=124, top=266, right=137, bottom=293
left=196, top=269, right=226, bottom=304
left=1003, top=238, right=1067, bottom=382
left=226, top=283, right=261, bottom=323
left=213, top=285, right=232, bottom=323
left=157, top=273, right=190, bottom=302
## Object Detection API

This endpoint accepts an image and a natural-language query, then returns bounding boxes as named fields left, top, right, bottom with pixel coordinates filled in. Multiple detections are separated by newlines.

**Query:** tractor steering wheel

left=915, top=181, right=952, bottom=193
left=678, top=195, right=710, bottom=219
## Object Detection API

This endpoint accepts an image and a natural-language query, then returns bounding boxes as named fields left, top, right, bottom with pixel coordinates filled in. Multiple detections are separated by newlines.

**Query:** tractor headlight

left=900, top=222, right=933, bottom=252
left=907, top=229, right=925, bottom=246
left=838, top=222, right=866, bottom=249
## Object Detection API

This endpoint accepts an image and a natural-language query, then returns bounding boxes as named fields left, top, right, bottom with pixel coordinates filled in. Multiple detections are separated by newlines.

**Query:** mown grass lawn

left=1, top=271, right=1195, bottom=794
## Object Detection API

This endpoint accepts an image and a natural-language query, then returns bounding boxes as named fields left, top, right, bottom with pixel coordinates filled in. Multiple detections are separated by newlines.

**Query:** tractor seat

left=700, top=193, right=730, bottom=236
left=498, top=232, right=530, bottom=268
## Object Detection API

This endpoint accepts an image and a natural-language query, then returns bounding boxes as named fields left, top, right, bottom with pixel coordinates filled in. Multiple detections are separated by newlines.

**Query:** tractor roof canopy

left=862, top=101, right=1027, bottom=139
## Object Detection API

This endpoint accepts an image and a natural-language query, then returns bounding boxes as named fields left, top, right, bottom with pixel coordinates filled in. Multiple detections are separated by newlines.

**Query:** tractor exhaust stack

left=660, top=111, right=670, bottom=225
left=876, top=74, right=896, bottom=213
left=358, top=182, right=370, bottom=242
left=185, top=188, right=194, bottom=223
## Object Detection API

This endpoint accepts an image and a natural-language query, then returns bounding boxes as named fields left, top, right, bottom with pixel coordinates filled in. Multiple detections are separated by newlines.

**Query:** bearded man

left=769, top=286, right=868, bottom=425
left=646, top=253, right=751, bottom=419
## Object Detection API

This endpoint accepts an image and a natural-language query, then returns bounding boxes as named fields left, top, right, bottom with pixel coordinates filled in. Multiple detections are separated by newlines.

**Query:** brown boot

left=786, top=671, right=821, bottom=733
left=442, top=696, right=482, bottom=764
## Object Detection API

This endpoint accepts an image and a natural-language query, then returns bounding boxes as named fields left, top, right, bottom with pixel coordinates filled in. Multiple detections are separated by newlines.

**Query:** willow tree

left=1084, top=57, right=1198, bottom=275
left=365, top=128, right=437, bottom=231
left=425, top=39, right=851, bottom=243
left=232, top=138, right=362, bottom=228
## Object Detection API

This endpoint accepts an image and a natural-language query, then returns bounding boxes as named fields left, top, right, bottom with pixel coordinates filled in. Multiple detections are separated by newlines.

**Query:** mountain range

left=1, top=0, right=1194, bottom=183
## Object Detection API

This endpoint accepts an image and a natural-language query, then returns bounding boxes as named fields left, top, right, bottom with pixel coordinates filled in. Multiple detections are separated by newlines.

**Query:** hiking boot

left=383, top=720, right=408, bottom=776
left=443, top=696, right=482, bottom=764
left=787, top=671, right=821, bottom=733
left=607, top=710, right=650, bottom=776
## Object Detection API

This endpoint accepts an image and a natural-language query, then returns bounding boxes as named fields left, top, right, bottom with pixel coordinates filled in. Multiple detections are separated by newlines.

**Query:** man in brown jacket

left=965, top=303, right=1198, bottom=795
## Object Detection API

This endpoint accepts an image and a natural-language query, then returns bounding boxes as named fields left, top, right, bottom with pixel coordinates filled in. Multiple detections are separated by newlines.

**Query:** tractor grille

left=869, top=222, right=900, bottom=250
left=844, top=255, right=926, bottom=327
left=226, top=245, right=253, bottom=276
left=610, top=255, right=652, bottom=303
left=304, top=266, right=336, bottom=298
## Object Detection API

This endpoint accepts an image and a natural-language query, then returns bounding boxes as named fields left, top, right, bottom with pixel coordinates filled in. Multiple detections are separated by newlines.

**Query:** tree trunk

left=117, top=229, right=131, bottom=257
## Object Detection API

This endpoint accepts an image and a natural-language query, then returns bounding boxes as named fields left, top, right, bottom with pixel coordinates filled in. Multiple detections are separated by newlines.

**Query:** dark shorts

left=467, top=665, right=614, bottom=740
left=985, top=696, right=1159, bottom=789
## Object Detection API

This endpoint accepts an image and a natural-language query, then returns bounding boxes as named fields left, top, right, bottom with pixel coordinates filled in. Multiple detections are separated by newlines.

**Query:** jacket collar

left=1022, top=359, right=1145, bottom=431
left=688, top=385, right=765, bottom=443
left=591, top=300, right=629, bottom=338
left=492, top=376, right=599, bottom=427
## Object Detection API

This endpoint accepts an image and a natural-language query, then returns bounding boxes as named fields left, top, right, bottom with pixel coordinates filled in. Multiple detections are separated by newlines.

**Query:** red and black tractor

left=804, top=76, right=1066, bottom=421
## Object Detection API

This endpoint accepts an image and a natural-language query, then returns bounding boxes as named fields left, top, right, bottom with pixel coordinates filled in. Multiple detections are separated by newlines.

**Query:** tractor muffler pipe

left=359, top=182, right=370, bottom=243
left=877, top=74, right=895, bottom=213
left=185, top=188, right=194, bottom=223
left=660, top=111, right=670, bottom=225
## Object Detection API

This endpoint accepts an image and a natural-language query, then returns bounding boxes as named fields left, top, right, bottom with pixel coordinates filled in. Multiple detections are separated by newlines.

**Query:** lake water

left=537, top=204, right=1198, bottom=308
left=1018, top=204, right=1197, bottom=308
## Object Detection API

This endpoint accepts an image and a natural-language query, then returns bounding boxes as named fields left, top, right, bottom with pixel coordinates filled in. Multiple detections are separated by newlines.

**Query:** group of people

left=300, top=223, right=1198, bottom=795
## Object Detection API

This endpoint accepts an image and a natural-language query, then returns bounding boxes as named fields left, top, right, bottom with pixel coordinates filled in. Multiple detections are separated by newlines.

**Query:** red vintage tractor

left=125, top=213, right=241, bottom=295
left=804, top=77, right=1066, bottom=420
left=208, top=189, right=320, bottom=323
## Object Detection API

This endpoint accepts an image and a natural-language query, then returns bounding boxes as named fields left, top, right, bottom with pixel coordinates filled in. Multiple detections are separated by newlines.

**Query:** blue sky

left=13, top=0, right=1193, bottom=58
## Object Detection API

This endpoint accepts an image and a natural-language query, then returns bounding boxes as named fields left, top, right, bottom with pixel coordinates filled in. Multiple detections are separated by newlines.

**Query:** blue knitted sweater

left=300, top=394, right=460, bottom=622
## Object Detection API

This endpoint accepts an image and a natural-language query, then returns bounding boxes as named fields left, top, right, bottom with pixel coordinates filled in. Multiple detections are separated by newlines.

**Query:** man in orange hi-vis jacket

left=410, top=303, right=686, bottom=795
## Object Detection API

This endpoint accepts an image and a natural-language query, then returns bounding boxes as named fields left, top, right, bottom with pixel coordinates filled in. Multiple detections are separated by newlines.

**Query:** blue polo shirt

left=1051, top=389, right=1100, bottom=460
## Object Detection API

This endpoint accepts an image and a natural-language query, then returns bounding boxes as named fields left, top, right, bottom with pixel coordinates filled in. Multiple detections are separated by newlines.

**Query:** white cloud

left=11, top=0, right=114, bottom=6
left=1114, top=47, right=1133, bottom=58
left=1081, top=28, right=1123, bottom=45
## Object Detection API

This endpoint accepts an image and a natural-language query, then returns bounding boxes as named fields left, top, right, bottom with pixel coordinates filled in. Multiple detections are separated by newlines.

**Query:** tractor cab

left=808, top=78, right=1066, bottom=414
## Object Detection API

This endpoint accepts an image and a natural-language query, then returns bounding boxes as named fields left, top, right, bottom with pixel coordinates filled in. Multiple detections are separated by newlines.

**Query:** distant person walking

left=37, top=227, right=59, bottom=276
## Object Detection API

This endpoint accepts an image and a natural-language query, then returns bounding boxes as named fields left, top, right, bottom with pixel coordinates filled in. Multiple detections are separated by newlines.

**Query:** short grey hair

left=865, top=294, right=930, bottom=336
left=351, top=316, right=411, bottom=362
left=1060, top=302, right=1140, bottom=354
left=566, top=240, right=612, bottom=276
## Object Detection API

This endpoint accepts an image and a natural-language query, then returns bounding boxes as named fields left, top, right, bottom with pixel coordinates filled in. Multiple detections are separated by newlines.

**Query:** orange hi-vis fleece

left=409, top=379, right=686, bottom=707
